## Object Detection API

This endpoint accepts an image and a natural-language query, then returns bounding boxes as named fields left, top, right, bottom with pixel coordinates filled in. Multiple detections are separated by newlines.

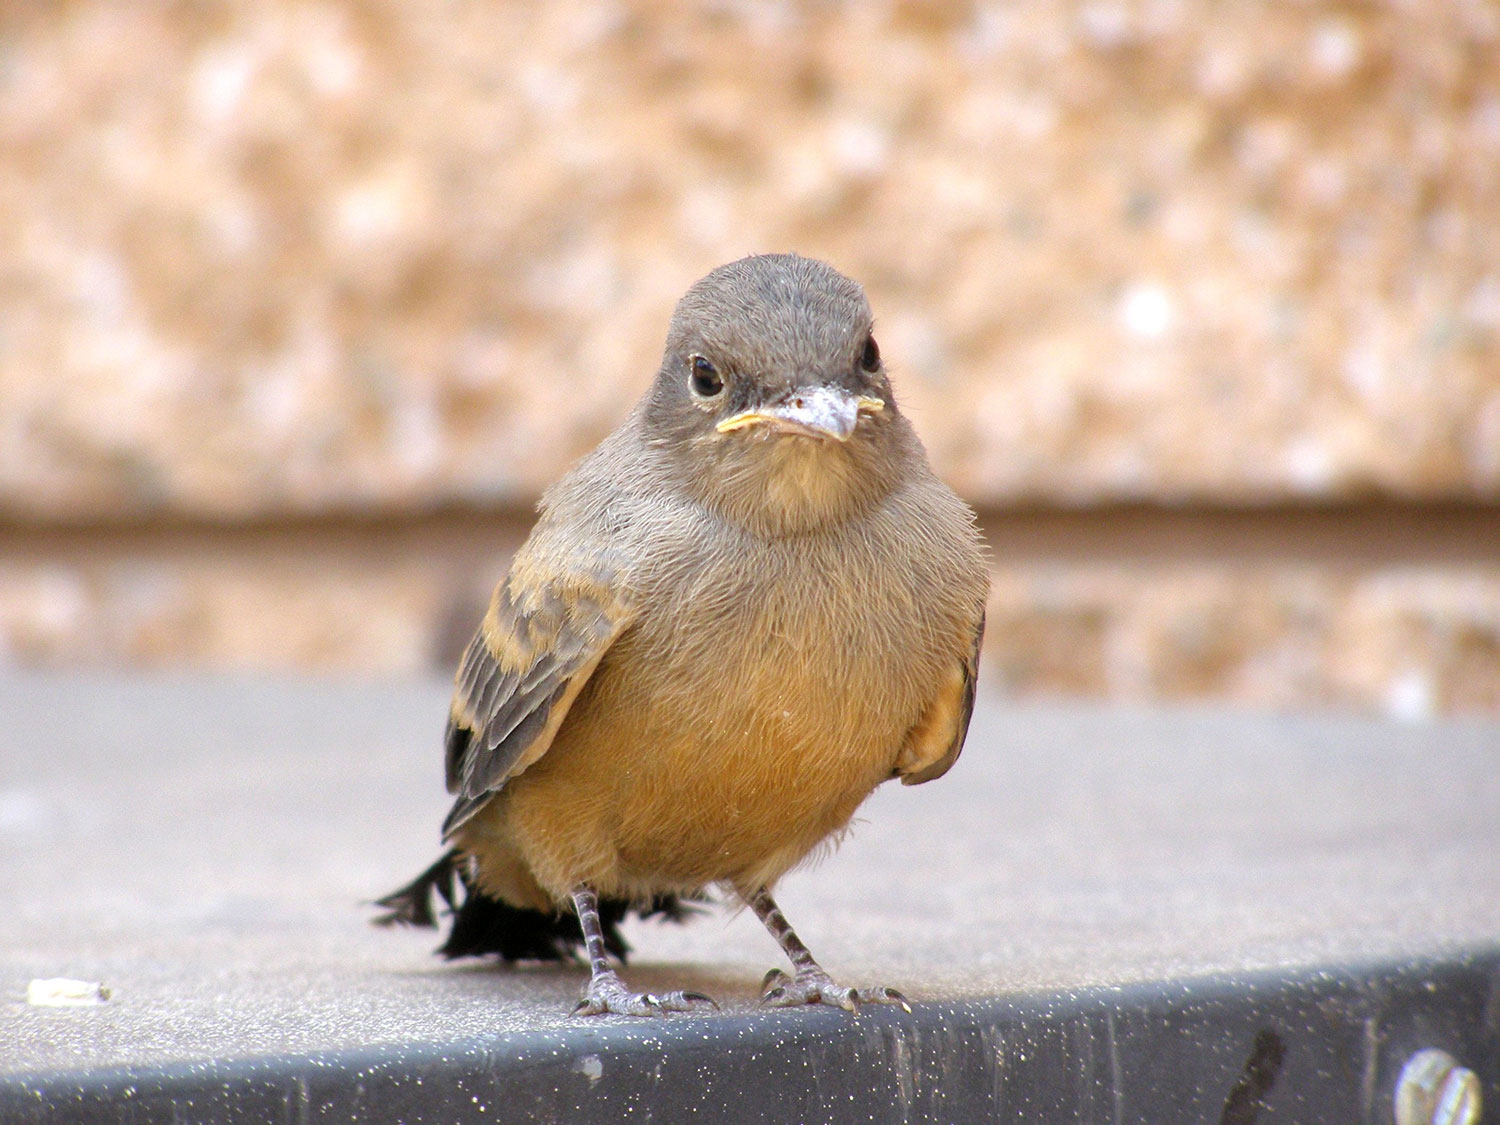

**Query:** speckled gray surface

left=2, top=673, right=1498, bottom=1077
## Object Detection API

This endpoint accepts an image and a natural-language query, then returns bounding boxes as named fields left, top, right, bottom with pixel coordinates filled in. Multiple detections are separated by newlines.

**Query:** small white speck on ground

left=27, top=978, right=111, bottom=1007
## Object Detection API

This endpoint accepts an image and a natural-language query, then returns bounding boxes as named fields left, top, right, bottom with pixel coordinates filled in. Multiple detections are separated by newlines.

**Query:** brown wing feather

left=441, top=557, right=633, bottom=837
left=895, top=609, right=985, bottom=786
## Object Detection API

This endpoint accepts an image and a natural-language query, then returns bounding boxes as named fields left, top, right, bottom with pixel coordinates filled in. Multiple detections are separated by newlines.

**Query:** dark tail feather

left=373, top=851, right=703, bottom=964
left=373, top=850, right=460, bottom=928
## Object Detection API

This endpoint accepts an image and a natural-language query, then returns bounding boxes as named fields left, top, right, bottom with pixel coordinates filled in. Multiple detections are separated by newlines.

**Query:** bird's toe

left=658, top=990, right=721, bottom=1012
left=855, top=986, right=912, bottom=1013
left=573, top=972, right=717, bottom=1018
left=759, top=968, right=911, bottom=1013
left=572, top=991, right=662, bottom=1018
left=761, top=968, right=791, bottom=993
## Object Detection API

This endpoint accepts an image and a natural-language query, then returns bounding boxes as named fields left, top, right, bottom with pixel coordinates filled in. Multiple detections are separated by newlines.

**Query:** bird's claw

left=758, top=967, right=911, bottom=1013
left=572, top=971, right=719, bottom=1018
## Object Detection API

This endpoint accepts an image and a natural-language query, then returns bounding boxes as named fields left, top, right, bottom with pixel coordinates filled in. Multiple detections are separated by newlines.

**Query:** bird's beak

left=716, top=387, right=885, bottom=442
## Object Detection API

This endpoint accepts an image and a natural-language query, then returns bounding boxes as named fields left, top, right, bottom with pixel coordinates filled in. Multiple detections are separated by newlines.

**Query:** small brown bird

left=378, top=254, right=988, bottom=1016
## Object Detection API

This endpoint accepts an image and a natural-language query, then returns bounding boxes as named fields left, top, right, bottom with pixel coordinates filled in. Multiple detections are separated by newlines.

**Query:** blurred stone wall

left=2, top=1, right=1497, bottom=715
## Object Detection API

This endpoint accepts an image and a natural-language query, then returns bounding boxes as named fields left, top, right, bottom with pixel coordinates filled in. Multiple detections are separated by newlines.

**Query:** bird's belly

left=501, top=641, right=919, bottom=898
left=614, top=718, right=891, bottom=892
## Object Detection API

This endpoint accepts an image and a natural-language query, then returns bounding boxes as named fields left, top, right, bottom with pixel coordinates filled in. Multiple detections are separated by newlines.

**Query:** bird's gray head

left=643, top=254, right=914, bottom=536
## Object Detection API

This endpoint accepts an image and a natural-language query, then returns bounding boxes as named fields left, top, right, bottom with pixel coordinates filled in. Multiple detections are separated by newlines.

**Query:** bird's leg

left=746, top=887, right=910, bottom=1013
left=568, top=886, right=717, bottom=1017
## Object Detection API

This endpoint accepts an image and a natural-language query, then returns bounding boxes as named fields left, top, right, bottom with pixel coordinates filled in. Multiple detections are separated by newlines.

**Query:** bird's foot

left=759, top=967, right=911, bottom=1013
left=572, top=969, right=718, bottom=1018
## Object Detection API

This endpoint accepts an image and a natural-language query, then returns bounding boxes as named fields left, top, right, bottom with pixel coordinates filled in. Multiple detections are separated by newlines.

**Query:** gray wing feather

left=440, top=561, right=632, bottom=837
left=901, top=609, right=985, bottom=786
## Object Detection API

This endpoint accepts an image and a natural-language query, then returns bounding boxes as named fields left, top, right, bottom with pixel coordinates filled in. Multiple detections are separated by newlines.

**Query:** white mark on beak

left=716, top=387, right=883, bottom=442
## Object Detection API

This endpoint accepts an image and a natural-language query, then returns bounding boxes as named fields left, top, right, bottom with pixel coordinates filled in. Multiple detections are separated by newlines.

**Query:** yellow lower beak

left=716, top=389, right=884, bottom=442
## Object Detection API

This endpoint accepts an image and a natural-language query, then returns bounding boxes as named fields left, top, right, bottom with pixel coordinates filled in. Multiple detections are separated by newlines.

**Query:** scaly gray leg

left=569, top=886, right=717, bottom=1017
left=745, top=887, right=911, bottom=1013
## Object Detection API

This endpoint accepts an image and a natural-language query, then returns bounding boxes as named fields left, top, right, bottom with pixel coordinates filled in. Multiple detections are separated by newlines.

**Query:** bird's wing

left=894, top=610, right=985, bottom=786
left=441, top=552, right=635, bottom=837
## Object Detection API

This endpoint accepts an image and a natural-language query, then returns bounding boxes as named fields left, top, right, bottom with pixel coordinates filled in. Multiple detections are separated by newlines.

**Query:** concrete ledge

left=8, top=955, right=1499, bottom=1124
left=2, top=675, right=1498, bottom=1121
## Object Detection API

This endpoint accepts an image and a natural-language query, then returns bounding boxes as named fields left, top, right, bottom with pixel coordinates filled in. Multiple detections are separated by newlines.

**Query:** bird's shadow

left=393, top=955, right=770, bottom=1013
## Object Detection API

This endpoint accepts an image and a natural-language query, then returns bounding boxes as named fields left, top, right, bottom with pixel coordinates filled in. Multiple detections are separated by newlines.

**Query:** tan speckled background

left=2, top=2, right=1497, bottom=713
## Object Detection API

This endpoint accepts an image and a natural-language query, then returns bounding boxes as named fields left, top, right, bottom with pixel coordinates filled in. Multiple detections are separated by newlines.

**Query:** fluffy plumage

left=379, top=253, right=989, bottom=1014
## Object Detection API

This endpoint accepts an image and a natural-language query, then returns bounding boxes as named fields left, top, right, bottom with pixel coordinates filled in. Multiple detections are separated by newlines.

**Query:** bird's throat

left=714, top=438, right=878, bottom=538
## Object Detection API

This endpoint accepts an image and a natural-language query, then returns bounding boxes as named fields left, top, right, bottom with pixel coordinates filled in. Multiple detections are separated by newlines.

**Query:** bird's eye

left=860, top=335, right=881, bottom=373
left=689, top=355, right=723, bottom=397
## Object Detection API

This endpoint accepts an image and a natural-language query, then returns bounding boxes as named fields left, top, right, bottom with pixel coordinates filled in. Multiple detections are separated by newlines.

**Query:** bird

left=376, top=253, right=989, bottom=1016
